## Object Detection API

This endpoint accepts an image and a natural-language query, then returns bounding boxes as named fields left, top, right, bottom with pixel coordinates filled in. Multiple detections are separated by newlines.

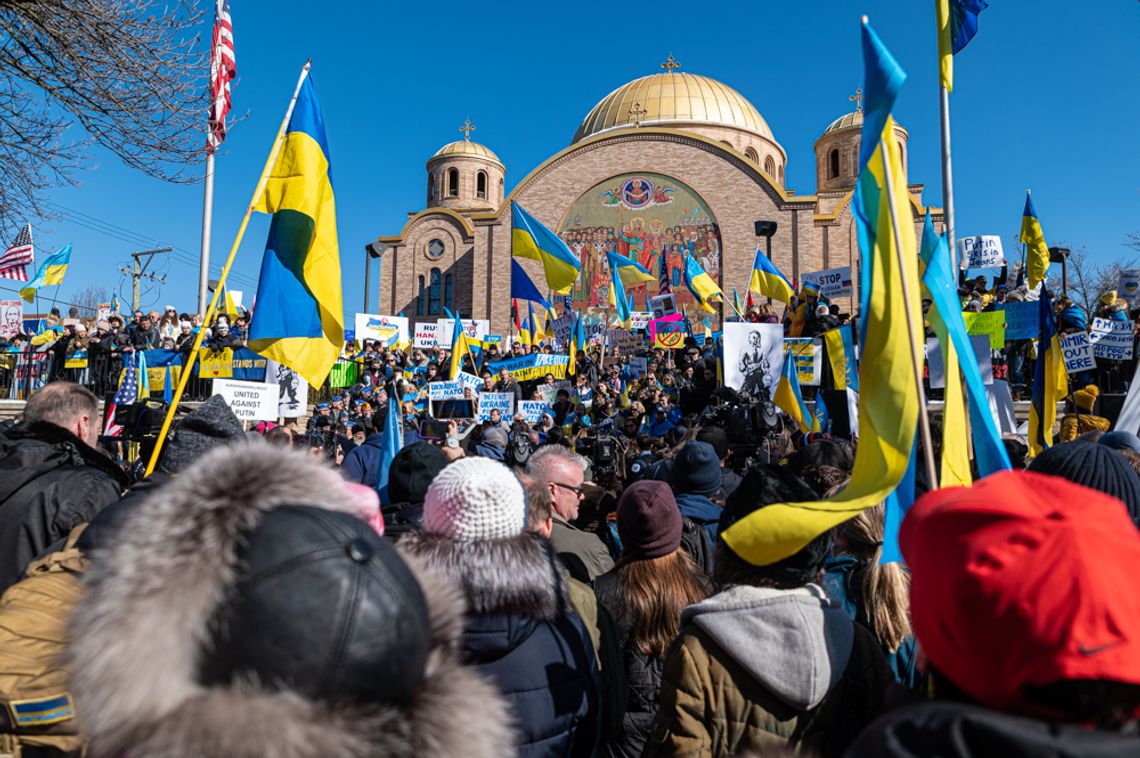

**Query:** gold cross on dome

left=661, top=54, right=681, bottom=73
left=849, top=87, right=863, bottom=113
left=459, top=119, right=476, bottom=141
left=628, top=102, right=648, bottom=127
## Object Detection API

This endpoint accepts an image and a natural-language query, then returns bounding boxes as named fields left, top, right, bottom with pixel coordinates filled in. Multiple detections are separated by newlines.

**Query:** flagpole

left=145, top=61, right=312, bottom=477
left=879, top=134, right=939, bottom=489
left=198, top=148, right=216, bottom=316
left=938, top=85, right=957, bottom=271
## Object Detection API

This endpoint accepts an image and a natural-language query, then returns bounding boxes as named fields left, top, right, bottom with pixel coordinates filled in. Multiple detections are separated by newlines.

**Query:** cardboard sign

left=1002, top=301, right=1039, bottom=341
left=957, top=235, right=1006, bottom=269
left=213, top=379, right=277, bottom=421
left=0, top=300, right=22, bottom=339
left=553, top=314, right=574, bottom=342
left=355, top=314, right=409, bottom=346
left=478, top=392, right=514, bottom=421
left=1089, top=318, right=1134, bottom=361
left=1059, top=332, right=1096, bottom=374
left=962, top=311, right=1006, bottom=350
left=649, top=293, right=677, bottom=319
left=519, top=400, right=549, bottom=424
left=607, top=329, right=642, bottom=353
left=802, top=266, right=853, bottom=300
left=428, top=380, right=465, bottom=400
left=413, top=322, right=439, bottom=349
left=784, top=338, right=822, bottom=386
left=1118, top=270, right=1140, bottom=306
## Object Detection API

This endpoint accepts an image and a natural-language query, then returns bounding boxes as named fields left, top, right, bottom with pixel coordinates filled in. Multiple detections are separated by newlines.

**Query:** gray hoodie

left=682, top=583, right=853, bottom=711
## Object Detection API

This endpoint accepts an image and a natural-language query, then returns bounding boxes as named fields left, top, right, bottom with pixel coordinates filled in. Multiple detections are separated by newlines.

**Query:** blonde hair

left=836, top=504, right=912, bottom=652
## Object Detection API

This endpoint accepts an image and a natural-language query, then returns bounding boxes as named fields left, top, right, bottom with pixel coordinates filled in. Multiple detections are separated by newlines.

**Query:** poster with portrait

left=266, top=360, right=309, bottom=418
left=723, top=322, right=782, bottom=401
left=558, top=173, right=723, bottom=324
left=0, top=300, right=22, bottom=339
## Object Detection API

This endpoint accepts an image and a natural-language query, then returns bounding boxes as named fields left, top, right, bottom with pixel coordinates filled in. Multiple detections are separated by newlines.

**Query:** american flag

left=657, top=248, right=671, bottom=295
left=0, top=224, right=34, bottom=282
left=103, top=354, right=140, bottom=437
left=207, top=0, right=236, bottom=153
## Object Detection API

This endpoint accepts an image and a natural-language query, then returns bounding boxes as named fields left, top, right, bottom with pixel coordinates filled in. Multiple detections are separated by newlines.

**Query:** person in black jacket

left=0, top=382, right=127, bottom=592
left=594, top=481, right=710, bottom=758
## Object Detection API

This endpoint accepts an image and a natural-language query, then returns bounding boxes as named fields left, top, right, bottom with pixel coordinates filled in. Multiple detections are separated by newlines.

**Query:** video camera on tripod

left=700, top=386, right=784, bottom=467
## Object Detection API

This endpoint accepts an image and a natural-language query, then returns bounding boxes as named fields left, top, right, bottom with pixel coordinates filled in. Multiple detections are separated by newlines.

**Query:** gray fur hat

left=160, top=395, right=245, bottom=474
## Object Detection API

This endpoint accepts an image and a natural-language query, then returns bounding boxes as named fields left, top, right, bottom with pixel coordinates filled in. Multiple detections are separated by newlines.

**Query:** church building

left=371, top=58, right=942, bottom=335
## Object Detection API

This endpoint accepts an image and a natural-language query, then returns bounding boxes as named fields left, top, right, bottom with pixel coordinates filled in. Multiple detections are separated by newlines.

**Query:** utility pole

left=119, top=247, right=172, bottom=311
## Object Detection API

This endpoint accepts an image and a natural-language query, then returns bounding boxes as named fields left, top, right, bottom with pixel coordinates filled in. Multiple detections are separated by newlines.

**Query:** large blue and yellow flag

left=248, top=73, right=344, bottom=388
left=449, top=309, right=471, bottom=380
left=1020, top=193, right=1051, bottom=290
left=606, top=251, right=644, bottom=326
left=20, top=245, right=71, bottom=303
left=774, top=350, right=820, bottom=434
left=748, top=247, right=795, bottom=304
left=683, top=253, right=723, bottom=313
left=510, top=258, right=552, bottom=311
left=1029, top=290, right=1068, bottom=457
left=936, top=0, right=988, bottom=92
left=511, top=201, right=580, bottom=293
left=724, top=20, right=921, bottom=566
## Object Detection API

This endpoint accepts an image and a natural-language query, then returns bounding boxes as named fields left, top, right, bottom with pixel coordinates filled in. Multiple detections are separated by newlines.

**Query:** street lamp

left=1048, top=245, right=1070, bottom=295
left=364, top=241, right=386, bottom=313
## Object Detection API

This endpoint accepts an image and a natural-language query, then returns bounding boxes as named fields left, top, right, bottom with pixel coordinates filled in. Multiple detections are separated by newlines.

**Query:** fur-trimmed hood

left=397, top=529, right=569, bottom=620
left=68, top=443, right=514, bottom=757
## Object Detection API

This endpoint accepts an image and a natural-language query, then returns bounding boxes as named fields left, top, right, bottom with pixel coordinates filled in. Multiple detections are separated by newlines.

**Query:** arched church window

left=428, top=173, right=436, bottom=202
left=778, top=165, right=784, bottom=186
left=852, top=145, right=859, bottom=175
left=828, top=149, right=840, bottom=179
left=416, top=275, right=426, bottom=316
left=447, top=168, right=459, bottom=197
left=764, top=156, right=776, bottom=177
left=744, top=146, right=759, bottom=163
left=476, top=171, right=487, bottom=199
left=428, top=268, right=442, bottom=315
left=444, top=273, right=453, bottom=311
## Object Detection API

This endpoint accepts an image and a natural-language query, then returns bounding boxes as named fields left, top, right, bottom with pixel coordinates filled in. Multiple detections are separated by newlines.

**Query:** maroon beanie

left=617, top=480, right=682, bottom=560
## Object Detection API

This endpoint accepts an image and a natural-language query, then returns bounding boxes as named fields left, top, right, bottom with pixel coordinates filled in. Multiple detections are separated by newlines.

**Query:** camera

left=700, top=391, right=784, bottom=467
left=576, top=425, right=623, bottom=485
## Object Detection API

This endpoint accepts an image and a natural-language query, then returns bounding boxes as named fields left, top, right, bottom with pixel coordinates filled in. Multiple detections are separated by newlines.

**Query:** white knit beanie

left=423, top=458, right=526, bottom=540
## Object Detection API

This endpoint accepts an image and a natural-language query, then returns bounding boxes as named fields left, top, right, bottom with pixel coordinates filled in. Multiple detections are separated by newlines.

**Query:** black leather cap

left=200, top=506, right=431, bottom=705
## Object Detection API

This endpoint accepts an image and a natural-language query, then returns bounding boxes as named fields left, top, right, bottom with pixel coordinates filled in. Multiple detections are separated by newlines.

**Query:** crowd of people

left=2, top=270, right=1140, bottom=755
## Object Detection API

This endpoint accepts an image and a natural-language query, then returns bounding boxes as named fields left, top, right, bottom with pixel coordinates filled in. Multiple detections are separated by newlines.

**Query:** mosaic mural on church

left=558, top=173, right=722, bottom=315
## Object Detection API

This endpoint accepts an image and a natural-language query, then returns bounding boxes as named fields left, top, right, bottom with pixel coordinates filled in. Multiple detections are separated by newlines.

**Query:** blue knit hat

left=672, top=441, right=723, bottom=497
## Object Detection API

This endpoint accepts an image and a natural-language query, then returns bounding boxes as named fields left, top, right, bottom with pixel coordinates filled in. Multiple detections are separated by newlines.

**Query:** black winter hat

left=389, top=441, right=449, bottom=506
left=672, top=441, right=723, bottom=497
left=200, top=505, right=431, bottom=706
left=1028, top=441, right=1140, bottom=527
left=160, top=395, right=245, bottom=474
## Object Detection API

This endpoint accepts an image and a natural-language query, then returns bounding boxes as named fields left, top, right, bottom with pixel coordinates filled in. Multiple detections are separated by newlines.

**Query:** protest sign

left=956, top=235, right=1005, bottom=269
left=1118, top=270, right=1140, bottom=306
left=486, top=353, right=569, bottom=381
left=649, top=293, right=677, bottom=319
left=653, top=320, right=684, bottom=349
left=97, top=303, right=112, bottom=321
left=354, top=314, right=409, bottom=346
left=0, top=300, right=22, bottom=339
left=1089, top=317, right=1134, bottom=361
left=428, top=380, right=464, bottom=400
left=1002, top=301, right=1039, bottom=341
left=629, top=356, right=648, bottom=376
left=456, top=372, right=482, bottom=392
left=413, top=322, right=439, bottom=349
left=266, top=360, right=310, bottom=418
left=648, top=313, right=683, bottom=341
left=962, top=311, right=1006, bottom=350
left=519, top=400, right=548, bottom=424
left=987, top=380, right=1018, bottom=436
left=553, top=314, right=574, bottom=342
left=723, top=322, right=782, bottom=399
left=480, top=334, right=503, bottom=347
left=927, top=335, right=992, bottom=388
left=784, top=338, right=822, bottom=385
left=630, top=312, right=651, bottom=330
left=802, top=266, right=853, bottom=300
left=196, top=347, right=269, bottom=381
left=536, top=384, right=561, bottom=404
left=478, top=392, right=514, bottom=421
left=1059, top=332, right=1096, bottom=374
left=213, top=379, right=277, bottom=421
left=436, top=318, right=490, bottom=344
left=607, top=329, right=641, bottom=353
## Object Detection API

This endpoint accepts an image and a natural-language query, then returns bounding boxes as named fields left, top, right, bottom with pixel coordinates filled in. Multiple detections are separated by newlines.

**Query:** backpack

left=0, top=526, right=88, bottom=758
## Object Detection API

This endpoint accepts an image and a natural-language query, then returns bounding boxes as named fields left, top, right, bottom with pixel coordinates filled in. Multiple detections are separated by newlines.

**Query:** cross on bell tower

left=849, top=88, right=863, bottom=114
left=661, top=54, right=681, bottom=73
left=628, top=102, right=648, bottom=127
left=459, top=119, right=476, bottom=141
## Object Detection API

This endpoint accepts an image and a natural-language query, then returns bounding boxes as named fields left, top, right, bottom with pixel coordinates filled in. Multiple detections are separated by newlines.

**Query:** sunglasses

left=551, top=481, right=585, bottom=498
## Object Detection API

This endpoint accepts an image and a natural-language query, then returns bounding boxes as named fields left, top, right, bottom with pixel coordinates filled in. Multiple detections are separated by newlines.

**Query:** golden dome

left=572, top=71, right=775, bottom=144
left=430, top=140, right=503, bottom=167
left=823, top=110, right=863, bottom=134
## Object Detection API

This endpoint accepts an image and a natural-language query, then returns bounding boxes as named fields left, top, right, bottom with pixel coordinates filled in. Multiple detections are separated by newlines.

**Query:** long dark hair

left=610, top=549, right=709, bottom=657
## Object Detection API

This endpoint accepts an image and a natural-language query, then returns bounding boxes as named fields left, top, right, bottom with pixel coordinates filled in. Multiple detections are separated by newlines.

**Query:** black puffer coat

left=0, top=421, right=127, bottom=592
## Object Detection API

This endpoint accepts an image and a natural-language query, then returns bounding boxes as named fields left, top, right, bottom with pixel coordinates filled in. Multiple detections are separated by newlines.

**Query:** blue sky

left=10, top=0, right=1138, bottom=316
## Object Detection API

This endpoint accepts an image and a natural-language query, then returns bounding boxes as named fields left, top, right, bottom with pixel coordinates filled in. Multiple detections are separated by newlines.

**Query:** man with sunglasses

left=525, top=445, right=613, bottom=583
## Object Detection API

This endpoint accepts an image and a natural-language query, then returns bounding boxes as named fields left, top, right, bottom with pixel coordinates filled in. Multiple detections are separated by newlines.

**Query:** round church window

left=426, top=239, right=445, bottom=260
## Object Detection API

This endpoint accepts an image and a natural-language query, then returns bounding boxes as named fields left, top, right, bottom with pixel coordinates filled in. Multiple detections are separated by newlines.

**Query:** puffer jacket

left=644, top=584, right=892, bottom=758
left=399, top=530, right=602, bottom=757
left=1059, top=413, right=1111, bottom=443
left=0, top=421, right=127, bottom=593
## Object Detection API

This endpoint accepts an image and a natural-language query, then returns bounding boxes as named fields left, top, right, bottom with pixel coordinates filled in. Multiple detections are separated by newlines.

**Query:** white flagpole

left=198, top=148, right=216, bottom=316
left=939, top=84, right=957, bottom=274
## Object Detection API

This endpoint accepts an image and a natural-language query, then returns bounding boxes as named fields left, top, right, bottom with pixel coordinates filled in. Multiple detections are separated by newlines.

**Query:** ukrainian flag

left=748, top=247, right=795, bottom=304
left=248, top=73, right=344, bottom=389
left=20, top=245, right=71, bottom=303
left=449, top=310, right=472, bottom=380
left=937, top=0, right=988, bottom=92
left=606, top=251, right=641, bottom=326
left=1020, top=193, right=1050, bottom=290
left=1029, top=290, right=1068, bottom=456
left=774, top=350, right=819, bottom=434
left=683, top=253, right=722, bottom=313
left=530, top=301, right=545, bottom=344
left=568, top=312, right=584, bottom=375
left=511, top=201, right=581, bottom=294
left=608, top=250, right=655, bottom=288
